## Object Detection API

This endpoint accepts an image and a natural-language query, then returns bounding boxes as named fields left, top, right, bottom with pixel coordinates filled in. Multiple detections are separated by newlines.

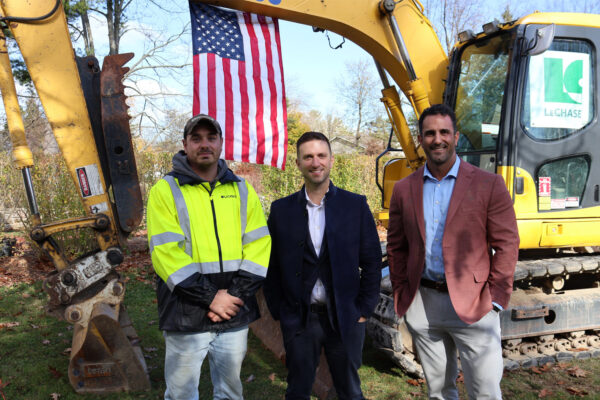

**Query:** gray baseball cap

left=183, top=114, right=222, bottom=138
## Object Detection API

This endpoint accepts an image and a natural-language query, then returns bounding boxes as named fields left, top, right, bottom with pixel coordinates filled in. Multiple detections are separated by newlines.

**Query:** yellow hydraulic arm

left=197, top=0, right=448, bottom=167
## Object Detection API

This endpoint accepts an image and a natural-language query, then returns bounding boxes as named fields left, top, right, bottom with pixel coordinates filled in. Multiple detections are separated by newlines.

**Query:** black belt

left=420, top=278, right=448, bottom=292
left=310, top=303, right=328, bottom=313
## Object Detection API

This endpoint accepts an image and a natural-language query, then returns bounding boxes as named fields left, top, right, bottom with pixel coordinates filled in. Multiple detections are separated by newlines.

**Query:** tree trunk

left=106, top=0, right=118, bottom=55
left=80, top=11, right=95, bottom=56
left=355, top=104, right=362, bottom=146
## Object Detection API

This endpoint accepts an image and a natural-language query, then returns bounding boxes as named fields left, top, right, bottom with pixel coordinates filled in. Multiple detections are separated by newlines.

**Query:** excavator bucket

left=68, top=301, right=150, bottom=393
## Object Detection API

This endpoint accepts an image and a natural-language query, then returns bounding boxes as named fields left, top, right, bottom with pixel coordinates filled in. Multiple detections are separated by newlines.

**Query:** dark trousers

left=283, top=310, right=366, bottom=400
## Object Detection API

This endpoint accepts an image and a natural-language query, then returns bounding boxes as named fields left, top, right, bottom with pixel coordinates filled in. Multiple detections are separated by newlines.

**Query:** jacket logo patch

left=221, top=195, right=237, bottom=199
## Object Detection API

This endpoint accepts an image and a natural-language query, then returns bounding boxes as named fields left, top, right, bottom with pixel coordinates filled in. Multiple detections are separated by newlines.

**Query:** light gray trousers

left=405, top=286, right=503, bottom=400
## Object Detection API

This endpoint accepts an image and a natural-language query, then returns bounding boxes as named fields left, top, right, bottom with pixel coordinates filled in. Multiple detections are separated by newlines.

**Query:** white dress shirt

left=306, top=189, right=327, bottom=304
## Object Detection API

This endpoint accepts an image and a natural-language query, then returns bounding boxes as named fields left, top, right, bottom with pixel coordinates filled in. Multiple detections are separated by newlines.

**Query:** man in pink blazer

left=387, top=104, right=519, bottom=399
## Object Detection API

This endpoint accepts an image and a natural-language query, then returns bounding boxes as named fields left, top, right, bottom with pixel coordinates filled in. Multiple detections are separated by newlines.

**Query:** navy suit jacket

left=264, top=182, right=382, bottom=343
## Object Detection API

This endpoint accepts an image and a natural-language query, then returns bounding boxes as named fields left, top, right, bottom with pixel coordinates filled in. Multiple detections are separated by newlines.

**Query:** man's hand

left=209, top=289, right=244, bottom=321
left=207, top=311, right=222, bottom=322
left=358, top=316, right=367, bottom=323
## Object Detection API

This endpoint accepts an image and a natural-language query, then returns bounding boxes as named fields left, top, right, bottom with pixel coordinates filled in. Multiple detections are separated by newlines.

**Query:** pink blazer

left=387, top=161, right=519, bottom=324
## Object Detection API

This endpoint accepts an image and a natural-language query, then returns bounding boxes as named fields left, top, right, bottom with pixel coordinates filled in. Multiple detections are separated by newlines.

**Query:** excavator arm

left=198, top=0, right=448, bottom=172
left=0, top=0, right=149, bottom=393
left=197, top=0, right=447, bottom=109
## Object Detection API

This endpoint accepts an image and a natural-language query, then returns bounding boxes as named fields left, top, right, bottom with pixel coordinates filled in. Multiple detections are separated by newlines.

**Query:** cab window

left=521, top=40, right=595, bottom=141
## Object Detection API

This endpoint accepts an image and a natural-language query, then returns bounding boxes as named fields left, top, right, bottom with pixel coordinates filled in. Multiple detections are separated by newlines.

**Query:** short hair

left=296, top=131, right=331, bottom=154
left=418, top=104, right=457, bottom=135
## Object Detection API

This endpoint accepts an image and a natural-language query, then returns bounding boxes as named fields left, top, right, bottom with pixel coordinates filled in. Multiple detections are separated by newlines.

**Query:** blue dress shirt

left=422, top=157, right=460, bottom=282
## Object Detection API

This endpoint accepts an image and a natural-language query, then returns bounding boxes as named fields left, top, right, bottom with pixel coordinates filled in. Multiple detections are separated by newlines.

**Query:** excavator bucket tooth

left=69, top=303, right=150, bottom=393
left=99, top=53, right=143, bottom=235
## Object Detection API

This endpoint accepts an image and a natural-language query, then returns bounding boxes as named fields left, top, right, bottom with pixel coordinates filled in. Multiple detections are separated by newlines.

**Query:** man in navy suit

left=265, top=131, right=381, bottom=400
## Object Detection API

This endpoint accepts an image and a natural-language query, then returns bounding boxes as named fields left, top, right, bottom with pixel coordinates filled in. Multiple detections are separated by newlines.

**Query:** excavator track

left=367, top=251, right=600, bottom=378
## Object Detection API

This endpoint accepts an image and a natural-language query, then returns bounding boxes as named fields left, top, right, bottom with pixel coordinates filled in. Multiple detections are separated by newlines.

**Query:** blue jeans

left=163, top=326, right=249, bottom=400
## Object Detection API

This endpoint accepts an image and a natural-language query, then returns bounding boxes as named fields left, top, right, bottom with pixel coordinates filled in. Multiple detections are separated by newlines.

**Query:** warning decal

left=538, top=177, right=551, bottom=197
left=76, top=164, right=104, bottom=198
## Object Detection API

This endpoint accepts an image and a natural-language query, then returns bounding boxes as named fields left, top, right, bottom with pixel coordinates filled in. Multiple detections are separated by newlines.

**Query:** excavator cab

left=445, top=14, right=600, bottom=250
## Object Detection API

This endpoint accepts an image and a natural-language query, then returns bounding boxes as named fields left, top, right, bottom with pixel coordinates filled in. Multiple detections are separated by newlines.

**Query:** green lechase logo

left=544, top=58, right=583, bottom=104
left=529, top=49, right=590, bottom=129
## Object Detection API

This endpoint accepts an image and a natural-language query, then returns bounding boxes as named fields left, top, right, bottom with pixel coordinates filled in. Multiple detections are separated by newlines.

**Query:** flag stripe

left=193, top=54, right=200, bottom=115
left=207, top=53, right=216, bottom=118
left=223, top=57, right=234, bottom=160
left=260, top=16, right=279, bottom=167
left=273, top=19, right=288, bottom=169
left=244, top=13, right=265, bottom=164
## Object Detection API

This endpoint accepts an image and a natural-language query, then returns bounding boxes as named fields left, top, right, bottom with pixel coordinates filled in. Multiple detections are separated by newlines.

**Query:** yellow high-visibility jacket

left=147, top=158, right=270, bottom=332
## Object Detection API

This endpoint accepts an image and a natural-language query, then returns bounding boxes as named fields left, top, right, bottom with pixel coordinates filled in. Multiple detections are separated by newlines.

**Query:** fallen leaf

left=0, top=322, right=20, bottom=330
left=567, top=366, right=587, bottom=378
left=0, top=378, right=9, bottom=400
left=456, top=372, right=464, bottom=383
left=61, top=348, right=71, bottom=356
left=152, top=298, right=158, bottom=303
left=246, top=374, right=255, bottom=383
left=407, top=379, right=421, bottom=386
left=556, top=362, right=568, bottom=369
left=531, top=366, right=542, bottom=374
left=22, top=293, right=31, bottom=299
left=539, top=363, right=553, bottom=372
left=557, top=380, right=565, bottom=386
left=569, top=348, right=588, bottom=352
left=144, top=347, right=158, bottom=353
left=42, top=339, right=51, bottom=345
left=48, top=366, right=62, bottom=379
left=268, top=373, right=276, bottom=382
left=538, top=389, right=552, bottom=398
left=50, top=393, right=60, bottom=400
left=566, top=386, right=588, bottom=396
left=30, top=324, right=40, bottom=329
left=148, top=320, right=156, bottom=326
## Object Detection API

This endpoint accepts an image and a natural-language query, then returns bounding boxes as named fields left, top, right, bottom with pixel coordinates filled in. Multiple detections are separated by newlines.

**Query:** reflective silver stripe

left=149, top=232, right=186, bottom=254
left=239, top=259, right=268, bottom=277
left=237, top=178, right=248, bottom=238
left=163, top=176, right=193, bottom=257
left=242, top=226, right=269, bottom=246
left=199, top=259, right=242, bottom=274
left=166, top=262, right=202, bottom=290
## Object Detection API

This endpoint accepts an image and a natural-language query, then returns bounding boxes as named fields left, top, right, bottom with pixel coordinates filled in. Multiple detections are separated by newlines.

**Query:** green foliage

left=259, top=153, right=382, bottom=216
left=0, top=152, right=95, bottom=256
left=135, top=150, right=172, bottom=205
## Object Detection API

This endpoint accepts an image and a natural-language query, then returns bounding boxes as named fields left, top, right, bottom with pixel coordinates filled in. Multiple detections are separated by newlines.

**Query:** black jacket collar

left=296, top=180, right=338, bottom=204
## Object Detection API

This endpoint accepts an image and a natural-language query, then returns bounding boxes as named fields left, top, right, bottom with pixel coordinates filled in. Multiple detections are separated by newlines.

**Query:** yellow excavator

left=1, top=0, right=600, bottom=393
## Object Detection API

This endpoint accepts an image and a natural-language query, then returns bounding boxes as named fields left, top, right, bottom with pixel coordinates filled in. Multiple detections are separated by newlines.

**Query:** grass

left=1, top=276, right=599, bottom=399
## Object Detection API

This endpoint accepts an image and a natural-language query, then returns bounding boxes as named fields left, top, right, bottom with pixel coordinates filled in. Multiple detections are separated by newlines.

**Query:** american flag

left=190, top=3, right=288, bottom=169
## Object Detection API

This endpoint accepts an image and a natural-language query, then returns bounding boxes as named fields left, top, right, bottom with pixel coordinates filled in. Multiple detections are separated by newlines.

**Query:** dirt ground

left=0, top=233, right=151, bottom=288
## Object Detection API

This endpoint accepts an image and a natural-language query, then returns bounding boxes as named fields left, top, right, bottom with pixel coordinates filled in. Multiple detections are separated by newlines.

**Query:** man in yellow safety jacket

left=146, top=114, right=271, bottom=400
